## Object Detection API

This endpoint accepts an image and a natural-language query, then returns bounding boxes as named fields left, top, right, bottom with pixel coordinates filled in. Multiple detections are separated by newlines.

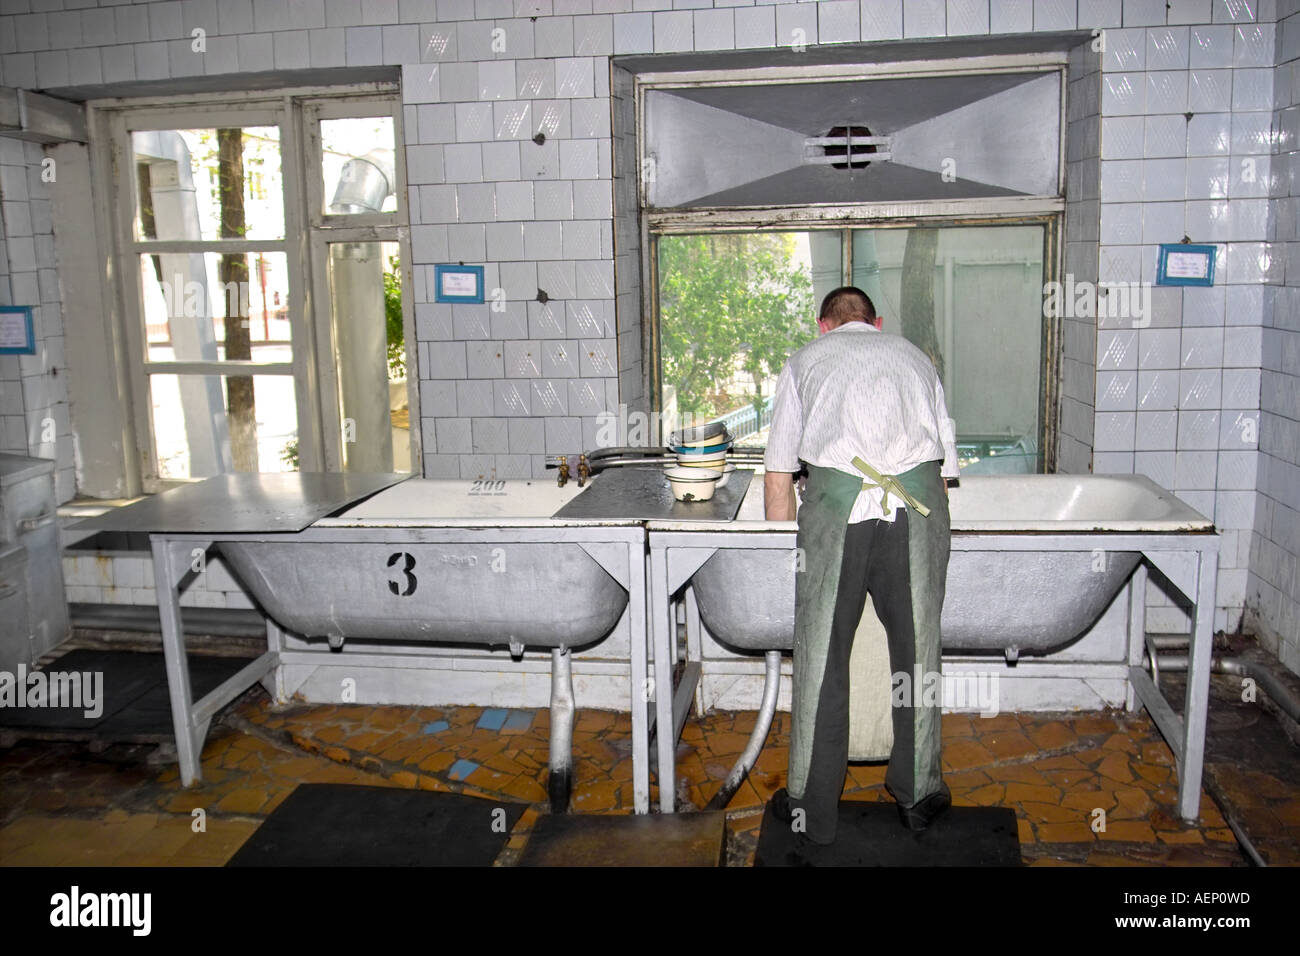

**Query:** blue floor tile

left=448, top=759, right=479, bottom=781
left=422, top=720, right=450, bottom=735
left=503, top=709, right=534, bottom=731
left=477, top=708, right=509, bottom=731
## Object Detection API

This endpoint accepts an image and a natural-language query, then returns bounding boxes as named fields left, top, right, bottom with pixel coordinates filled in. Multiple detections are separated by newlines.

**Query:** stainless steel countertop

left=68, top=472, right=409, bottom=534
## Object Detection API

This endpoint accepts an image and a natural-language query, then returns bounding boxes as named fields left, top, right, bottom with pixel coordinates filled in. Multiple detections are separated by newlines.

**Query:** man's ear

left=871, top=315, right=884, bottom=329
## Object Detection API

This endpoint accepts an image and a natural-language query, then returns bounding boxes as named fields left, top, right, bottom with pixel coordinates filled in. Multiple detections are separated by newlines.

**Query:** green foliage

left=281, top=438, right=299, bottom=470
left=658, top=233, right=814, bottom=420
left=383, top=253, right=405, bottom=377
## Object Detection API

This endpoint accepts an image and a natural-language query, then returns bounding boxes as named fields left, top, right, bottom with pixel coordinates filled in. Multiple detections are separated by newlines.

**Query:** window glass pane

left=142, top=251, right=290, bottom=361
left=320, top=117, right=398, bottom=215
left=149, top=374, right=298, bottom=479
left=657, top=231, right=833, bottom=447
left=327, top=240, right=410, bottom=472
left=852, top=224, right=1045, bottom=472
left=132, top=127, right=283, bottom=242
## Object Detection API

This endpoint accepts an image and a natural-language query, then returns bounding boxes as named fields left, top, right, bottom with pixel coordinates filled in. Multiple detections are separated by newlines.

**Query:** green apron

left=788, top=459, right=951, bottom=805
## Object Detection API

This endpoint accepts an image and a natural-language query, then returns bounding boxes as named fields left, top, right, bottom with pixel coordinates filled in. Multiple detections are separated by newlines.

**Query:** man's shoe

left=769, top=788, right=836, bottom=845
left=897, top=788, right=951, bottom=831
left=770, top=787, right=795, bottom=824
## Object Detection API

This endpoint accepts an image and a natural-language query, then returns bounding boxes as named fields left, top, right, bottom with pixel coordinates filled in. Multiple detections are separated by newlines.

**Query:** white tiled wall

left=1251, top=0, right=1300, bottom=673
left=0, top=0, right=1291, bottom=671
left=0, top=137, right=73, bottom=504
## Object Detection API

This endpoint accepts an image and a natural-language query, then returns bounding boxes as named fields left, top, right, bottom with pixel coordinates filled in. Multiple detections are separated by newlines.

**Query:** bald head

left=819, top=287, right=876, bottom=329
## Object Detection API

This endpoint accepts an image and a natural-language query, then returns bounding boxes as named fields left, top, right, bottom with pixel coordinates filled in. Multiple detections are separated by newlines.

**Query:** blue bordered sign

left=1156, top=244, right=1217, bottom=287
left=0, top=306, right=35, bottom=355
left=434, top=264, right=485, bottom=303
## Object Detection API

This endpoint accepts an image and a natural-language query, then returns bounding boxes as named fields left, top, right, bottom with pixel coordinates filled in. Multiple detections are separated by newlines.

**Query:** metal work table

left=72, top=474, right=654, bottom=813
left=646, top=511, right=1220, bottom=823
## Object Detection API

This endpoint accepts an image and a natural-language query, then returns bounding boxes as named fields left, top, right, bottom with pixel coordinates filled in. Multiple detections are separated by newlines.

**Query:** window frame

left=635, top=57, right=1068, bottom=473
left=90, top=83, right=416, bottom=490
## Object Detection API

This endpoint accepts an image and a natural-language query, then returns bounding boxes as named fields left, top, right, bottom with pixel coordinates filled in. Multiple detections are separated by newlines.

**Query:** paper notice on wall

left=0, top=309, right=33, bottom=352
left=440, top=271, right=478, bottom=297
left=1164, top=250, right=1212, bottom=280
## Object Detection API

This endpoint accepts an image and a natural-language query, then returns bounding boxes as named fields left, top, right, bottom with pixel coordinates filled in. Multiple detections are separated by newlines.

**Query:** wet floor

left=2, top=647, right=1297, bottom=867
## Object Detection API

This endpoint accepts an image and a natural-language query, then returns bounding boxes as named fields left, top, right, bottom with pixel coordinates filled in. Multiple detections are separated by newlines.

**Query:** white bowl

left=715, top=463, right=738, bottom=488
left=675, top=450, right=728, bottom=468
left=665, top=466, right=721, bottom=502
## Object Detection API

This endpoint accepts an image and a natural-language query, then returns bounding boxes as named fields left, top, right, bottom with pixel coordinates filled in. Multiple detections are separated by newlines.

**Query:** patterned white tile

left=1135, top=449, right=1176, bottom=485
left=1144, top=114, right=1187, bottom=157
left=1097, top=370, right=1138, bottom=409
left=1146, top=27, right=1189, bottom=71
left=1189, top=24, right=1234, bottom=68
left=1182, top=326, right=1225, bottom=368
left=1102, top=116, right=1145, bottom=159
left=1138, top=369, right=1179, bottom=408
left=1102, top=73, right=1145, bottom=114
left=862, top=0, right=904, bottom=39
left=1188, top=70, right=1232, bottom=113
left=1175, top=449, right=1218, bottom=489
left=1180, top=368, right=1223, bottom=408
left=1094, top=411, right=1137, bottom=451
left=1098, top=328, right=1139, bottom=369
left=1136, top=411, right=1179, bottom=449
left=1186, top=113, right=1231, bottom=156
left=904, top=0, right=946, bottom=37
left=946, top=0, right=989, bottom=35
left=1232, top=22, right=1273, bottom=67
left=1177, top=409, right=1221, bottom=449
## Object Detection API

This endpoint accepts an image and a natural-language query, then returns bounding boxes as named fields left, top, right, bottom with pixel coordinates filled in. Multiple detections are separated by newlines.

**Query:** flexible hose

left=706, top=651, right=782, bottom=811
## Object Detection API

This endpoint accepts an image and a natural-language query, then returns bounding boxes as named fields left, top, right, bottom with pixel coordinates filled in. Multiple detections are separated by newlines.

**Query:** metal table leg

left=1178, top=549, right=1217, bottom=822
left=152, top=536, right=207, bottom=787
left=630, top=551, right=650, bottom=814
left=649, top=545, right=676, bottom=812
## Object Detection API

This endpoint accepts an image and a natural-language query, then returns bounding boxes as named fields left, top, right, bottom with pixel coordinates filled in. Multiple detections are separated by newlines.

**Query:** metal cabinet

left=0, top=454, right=70, bottom=671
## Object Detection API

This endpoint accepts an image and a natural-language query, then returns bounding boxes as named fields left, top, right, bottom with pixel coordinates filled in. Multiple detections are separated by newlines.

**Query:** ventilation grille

left=804, top=125, right=890, bottom=168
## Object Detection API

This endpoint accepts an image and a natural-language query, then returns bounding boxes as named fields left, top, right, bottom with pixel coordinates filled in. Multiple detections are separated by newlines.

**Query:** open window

left=102, top=86, right=414, bottom=490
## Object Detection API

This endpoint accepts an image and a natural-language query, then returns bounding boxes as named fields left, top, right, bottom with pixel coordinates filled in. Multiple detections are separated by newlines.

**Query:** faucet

left=577, top=454, right=590, bottom=487
left=557, top=455, right=569, bottom=487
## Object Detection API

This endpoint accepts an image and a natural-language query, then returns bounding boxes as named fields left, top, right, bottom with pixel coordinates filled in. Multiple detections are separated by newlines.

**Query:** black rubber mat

left=227, top=785, right=526, bottom=867
left=755, top=799, right=1022, bottom=866
left=518, top=809, right=726, bottom=866
left=0, top=649, right=247, bottom=735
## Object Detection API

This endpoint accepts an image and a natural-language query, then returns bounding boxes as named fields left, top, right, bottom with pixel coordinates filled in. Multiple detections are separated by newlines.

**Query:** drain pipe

left=706, top=650, right=782, bottom=811
left=1147, top=651, right=1300, bottom=725
left=547, top=646, right=575, bottom=814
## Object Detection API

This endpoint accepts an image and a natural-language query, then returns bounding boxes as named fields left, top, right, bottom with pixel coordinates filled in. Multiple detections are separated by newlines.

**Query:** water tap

left=557, top=455, right=569, bottom=487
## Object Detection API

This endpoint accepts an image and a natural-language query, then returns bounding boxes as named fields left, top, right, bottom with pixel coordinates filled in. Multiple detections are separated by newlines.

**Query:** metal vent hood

left=643, top=69, right=1061, bottom=208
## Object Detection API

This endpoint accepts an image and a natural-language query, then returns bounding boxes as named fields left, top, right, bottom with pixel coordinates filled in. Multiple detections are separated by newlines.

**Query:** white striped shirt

left=764, top=321, right=960, bottom=523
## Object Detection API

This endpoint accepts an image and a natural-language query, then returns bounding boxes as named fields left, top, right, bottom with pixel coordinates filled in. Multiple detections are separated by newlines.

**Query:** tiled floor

left=6, top=669, right=1293, bottom=866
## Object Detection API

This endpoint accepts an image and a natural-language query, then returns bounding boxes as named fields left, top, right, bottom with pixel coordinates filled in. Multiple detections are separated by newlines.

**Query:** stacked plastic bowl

left=664, top=422, right=738, bottom=501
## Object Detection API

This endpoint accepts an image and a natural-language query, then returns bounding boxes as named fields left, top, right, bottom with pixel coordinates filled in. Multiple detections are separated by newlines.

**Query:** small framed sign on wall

left=433, top=265, right=485, bottom=304
left=1156, top=244, right=1217, bottom=286
left=0, top=306, right=35, bottom=355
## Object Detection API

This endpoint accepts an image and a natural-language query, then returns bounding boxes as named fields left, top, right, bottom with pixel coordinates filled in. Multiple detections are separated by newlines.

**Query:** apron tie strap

left=851, top=456, right=932, bottom=518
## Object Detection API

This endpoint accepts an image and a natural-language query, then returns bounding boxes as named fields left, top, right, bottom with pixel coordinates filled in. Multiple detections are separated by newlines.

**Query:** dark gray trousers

left=793, top=505, right=949, bottom=843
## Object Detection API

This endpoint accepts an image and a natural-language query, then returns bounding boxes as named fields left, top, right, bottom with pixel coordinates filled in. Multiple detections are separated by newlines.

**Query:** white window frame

left=90, top=83, right=416, bottom=491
